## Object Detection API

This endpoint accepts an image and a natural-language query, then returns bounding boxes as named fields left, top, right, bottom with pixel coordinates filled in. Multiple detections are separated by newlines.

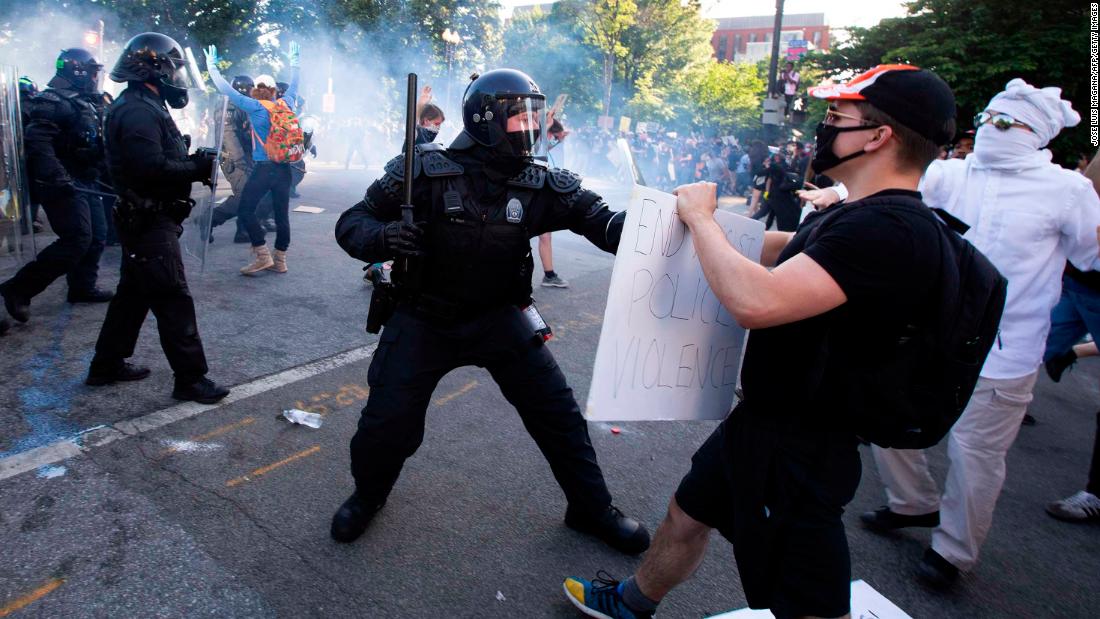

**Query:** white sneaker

left=1046, top=490, right=1100, bottom=522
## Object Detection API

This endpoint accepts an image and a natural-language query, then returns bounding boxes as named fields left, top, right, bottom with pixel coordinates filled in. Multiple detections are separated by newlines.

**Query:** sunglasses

left=822, top=108, right=883, bottom=128
left=974, top=111, right=1033, bottom=132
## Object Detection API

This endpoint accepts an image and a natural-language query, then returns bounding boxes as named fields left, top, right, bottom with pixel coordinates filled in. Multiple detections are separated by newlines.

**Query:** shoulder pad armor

left=547, top=168, right=583, bottom=194
left=35, top=91, right=64, bottom=104
left=419, top=148, right=464, bottom=177
left=507, top=164, right=547, bottom=189
left=383, top=152, right=422, bottom=182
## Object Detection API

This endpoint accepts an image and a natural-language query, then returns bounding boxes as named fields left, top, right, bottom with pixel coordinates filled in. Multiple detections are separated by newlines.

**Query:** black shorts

left=675, top=407, right=862, bottom=619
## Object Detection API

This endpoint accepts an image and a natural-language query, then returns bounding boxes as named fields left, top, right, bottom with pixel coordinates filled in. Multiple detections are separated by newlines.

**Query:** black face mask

left=505, top=130, right=535, bottom=158
left=811, top=121, right=881, bottom=173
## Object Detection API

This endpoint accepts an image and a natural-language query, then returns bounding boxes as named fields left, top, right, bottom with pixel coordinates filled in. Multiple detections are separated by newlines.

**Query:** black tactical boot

left=172, top=377, right=230, bottom=404
left=85, top=362, right=152, bottom=386
left=67, top=287, right=115, bottom=303
left=331, top=493, right=385, bottom=543
left=565, top=504, right=651, bottom=555
left=0, top=281, right=30, bottom=323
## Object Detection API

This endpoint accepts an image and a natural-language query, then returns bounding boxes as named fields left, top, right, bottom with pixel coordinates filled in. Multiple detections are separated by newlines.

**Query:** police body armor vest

left=385, top=144, right=558, bottom=316
left=39, top=88, right=103, bottom=171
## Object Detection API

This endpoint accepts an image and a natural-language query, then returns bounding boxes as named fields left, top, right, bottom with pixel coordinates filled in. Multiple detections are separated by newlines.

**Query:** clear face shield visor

left=494, top=95, right=547, bottom=159
left=178, top=48, right=206, bottom=91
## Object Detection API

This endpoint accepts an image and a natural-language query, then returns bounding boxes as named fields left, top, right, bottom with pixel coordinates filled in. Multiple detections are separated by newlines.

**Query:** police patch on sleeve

left=506, top=198, right=524, bottom=224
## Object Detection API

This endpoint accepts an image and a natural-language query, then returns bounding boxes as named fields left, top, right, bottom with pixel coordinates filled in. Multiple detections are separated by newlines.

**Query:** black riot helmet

left=276, top=81, right=289, bottom=99
left=110, top=32, right=199, bottom=109
left=51, top=48, right=103, bottom=93
left=452, top=69, right=547, bottom=160
left=231, top=75, right=254, bottom=96
left=18, top=76, right=38, bottom=98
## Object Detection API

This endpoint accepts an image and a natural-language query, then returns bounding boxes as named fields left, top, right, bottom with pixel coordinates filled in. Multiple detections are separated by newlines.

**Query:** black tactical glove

left=309, top=145, right=318, bottom=158
left=190, top=148, right=218, bottom=187
left=382, top=221, right=425, bottom=257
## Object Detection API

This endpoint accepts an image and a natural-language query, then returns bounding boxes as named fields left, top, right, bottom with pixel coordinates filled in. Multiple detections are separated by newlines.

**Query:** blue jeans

left=238, top=162, right=291, bottom=251
left=1044, top=275, right=1100, bottom=362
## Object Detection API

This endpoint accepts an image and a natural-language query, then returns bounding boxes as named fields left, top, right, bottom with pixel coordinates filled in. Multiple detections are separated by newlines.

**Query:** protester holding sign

left=564, top=65, right=958, bottom=619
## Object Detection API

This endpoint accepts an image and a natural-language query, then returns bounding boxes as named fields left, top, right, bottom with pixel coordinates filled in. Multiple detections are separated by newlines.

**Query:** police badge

left=506, top=198, right=523, bottom=224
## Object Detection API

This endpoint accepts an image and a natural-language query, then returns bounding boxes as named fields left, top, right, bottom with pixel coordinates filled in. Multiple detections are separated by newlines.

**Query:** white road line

left=0, top=344, right=377, bottom=482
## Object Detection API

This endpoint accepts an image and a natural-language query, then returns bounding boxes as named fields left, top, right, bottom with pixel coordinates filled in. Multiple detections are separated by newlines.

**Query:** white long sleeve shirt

left=919, top=151, right=1100, bottom=379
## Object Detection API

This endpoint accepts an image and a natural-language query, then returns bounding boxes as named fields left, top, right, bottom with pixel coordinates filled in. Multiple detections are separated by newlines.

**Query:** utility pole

left=765, top=0, right=785, bottom=145
left=767, top=0, right=784, bottom=101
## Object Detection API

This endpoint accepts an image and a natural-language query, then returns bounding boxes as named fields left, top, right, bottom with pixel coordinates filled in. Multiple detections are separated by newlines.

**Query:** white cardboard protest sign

left=585, top=185, right=764, bottom=422
left=706, top=580, right=912, bottom=619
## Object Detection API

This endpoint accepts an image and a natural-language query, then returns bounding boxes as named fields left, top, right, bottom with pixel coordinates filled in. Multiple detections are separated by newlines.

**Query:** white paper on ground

left=706, top=580, right=912, bottom=619
left=292, top=205, right=325, bottom=214
left=585, top=184, right=764, bottom=421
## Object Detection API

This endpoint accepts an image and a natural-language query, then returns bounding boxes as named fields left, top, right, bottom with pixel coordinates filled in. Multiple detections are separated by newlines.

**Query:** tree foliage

left=811, top=0, right=1091, bottom=161
left=555, top=0, right=638, bottom=115
left=683, top=60, right=766, bottom=135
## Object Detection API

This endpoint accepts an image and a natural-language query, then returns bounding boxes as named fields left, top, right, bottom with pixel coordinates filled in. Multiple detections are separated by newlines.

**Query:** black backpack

left=807, top=195, right=1007, bottom=449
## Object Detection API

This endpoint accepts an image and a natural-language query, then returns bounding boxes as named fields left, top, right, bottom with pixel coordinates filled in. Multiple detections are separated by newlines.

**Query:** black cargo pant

left=3, top=180, right=105, bottom=297
left=90, top=213, right=208, bottom=382
left=350, top=306, right=614, bottom=515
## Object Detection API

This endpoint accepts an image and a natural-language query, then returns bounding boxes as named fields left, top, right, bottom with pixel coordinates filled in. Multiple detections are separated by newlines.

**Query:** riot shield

left=0, top=66, right=34, bottom=278
left=175, top=87, right=227, bottom=272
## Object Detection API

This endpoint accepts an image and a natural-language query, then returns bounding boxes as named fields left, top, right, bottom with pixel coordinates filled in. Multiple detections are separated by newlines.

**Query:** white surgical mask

left=972, top=123, right=1043, bottom=167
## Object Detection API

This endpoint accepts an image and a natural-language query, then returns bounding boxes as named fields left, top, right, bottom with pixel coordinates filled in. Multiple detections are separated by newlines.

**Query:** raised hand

left=288, top=41, right=301, bottom=67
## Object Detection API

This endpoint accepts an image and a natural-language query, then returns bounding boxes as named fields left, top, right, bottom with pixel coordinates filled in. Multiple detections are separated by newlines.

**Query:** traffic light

left=83, top=30, right=99, bottom=47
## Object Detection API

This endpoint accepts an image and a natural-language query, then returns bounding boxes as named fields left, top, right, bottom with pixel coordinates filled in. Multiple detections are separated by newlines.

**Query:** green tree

left=811, top=0, right=1091, bottom=162
left=620, top=0, right=712, bottom=94
left=683, top=60, right=766, bottom=135
left=501, top=6, right=603, bottom=116
left=556, top=0, right=638, bottom=115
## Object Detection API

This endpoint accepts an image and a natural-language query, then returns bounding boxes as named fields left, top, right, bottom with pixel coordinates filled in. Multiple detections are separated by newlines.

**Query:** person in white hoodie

left=855, top=79, right=1100, bottom=587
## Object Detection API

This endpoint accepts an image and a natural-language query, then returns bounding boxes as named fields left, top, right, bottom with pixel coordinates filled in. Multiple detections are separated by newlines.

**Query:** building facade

left=711, top=13, right=830, bottom=63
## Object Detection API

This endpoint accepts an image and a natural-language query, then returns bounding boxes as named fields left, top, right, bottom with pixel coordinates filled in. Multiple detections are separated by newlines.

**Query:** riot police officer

left=83, top=32, right=230, bottom=404
left=331, top=69, right=648, bottom=555
left=0, top=49, right=113, bottom=324
left=210, top=74, right=257, bottom=243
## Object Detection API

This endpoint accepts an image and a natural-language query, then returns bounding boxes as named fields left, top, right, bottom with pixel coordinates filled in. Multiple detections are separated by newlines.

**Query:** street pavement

left=1, top=165, right=1098, bottom=618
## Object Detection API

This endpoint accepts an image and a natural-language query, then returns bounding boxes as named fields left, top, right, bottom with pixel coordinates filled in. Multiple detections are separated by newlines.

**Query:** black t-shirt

left=739, top=189, right=943, bottom=428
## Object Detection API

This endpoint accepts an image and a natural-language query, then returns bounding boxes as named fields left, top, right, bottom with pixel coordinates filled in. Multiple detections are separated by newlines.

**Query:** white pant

left=871, top=372, right=1038, bottom=571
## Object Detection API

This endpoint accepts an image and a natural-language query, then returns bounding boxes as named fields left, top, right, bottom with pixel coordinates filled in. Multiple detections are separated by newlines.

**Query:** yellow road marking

left=433, top=380, right=479, bottom=406
left=0, top=578, right=63, bottom=617
left=226, top=445, right=321, bottom=488
left=159, top=417, right=257, bottom=457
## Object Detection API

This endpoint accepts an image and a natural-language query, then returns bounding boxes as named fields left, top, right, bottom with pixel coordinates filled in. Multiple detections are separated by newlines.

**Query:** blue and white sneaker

left=563, top=572, right=653, bottom=619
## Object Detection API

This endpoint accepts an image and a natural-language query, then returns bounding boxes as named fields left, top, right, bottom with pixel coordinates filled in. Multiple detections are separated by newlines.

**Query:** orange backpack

left=253, top=99, right=306, bottom=163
